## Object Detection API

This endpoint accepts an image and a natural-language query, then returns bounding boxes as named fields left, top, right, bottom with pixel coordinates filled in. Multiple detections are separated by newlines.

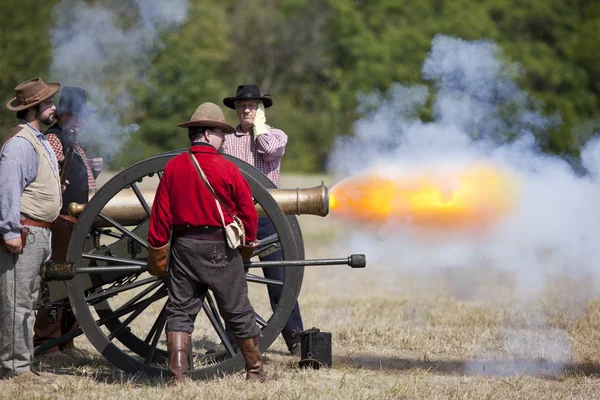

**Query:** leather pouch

left=21, top=227, right=30, bottom=249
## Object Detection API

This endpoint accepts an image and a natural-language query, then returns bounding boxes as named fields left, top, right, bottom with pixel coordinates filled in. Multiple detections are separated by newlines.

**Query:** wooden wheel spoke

left=202, top=302, right=236, bottom=358
left=113, top=281, right=163, bottom=314
left=144, top=303, right=168, bottom=364
left=97, top=229, right=123, bottom=240
left=144, top=302, right=167, bottom=344
left=205, top=293, right=226, bottom=334
left=86, top=276, right=158, bottom=303
left=108, top=287, right=168, bottom=341
left=82, top=253, right=147, bottom=266
left=130, top=182, right=152, bottom=216
left=98, top=212, right=147, bottom=249
left=246, top=273, right=284, bottom=287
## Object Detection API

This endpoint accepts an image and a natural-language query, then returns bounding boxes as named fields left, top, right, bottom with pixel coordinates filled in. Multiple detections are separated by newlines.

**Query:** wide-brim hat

left=6, top=77, right=61, bottom=111
left=56, top=86, right=96, bottom=116
left=177, top=102, right=236, bottom=133
left=223, top=84, right=273, bottom=110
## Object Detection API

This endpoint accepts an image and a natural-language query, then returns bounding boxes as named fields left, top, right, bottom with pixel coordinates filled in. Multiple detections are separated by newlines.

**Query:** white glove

left=252, top=101, right=269, bottom=140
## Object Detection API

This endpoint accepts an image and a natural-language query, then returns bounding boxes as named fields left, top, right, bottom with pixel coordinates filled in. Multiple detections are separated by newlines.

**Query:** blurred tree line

left=1, top=0, right=599, bottom=172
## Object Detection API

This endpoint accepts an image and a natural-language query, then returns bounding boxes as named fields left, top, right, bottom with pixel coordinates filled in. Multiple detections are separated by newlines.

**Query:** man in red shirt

left=147, top=102, right=264, bottom=384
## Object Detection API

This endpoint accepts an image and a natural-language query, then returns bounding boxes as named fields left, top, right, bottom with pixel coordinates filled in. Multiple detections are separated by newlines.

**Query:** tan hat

left=6, top=77, right=61, bottom=111
left=177, top=102, right=235, bottom=133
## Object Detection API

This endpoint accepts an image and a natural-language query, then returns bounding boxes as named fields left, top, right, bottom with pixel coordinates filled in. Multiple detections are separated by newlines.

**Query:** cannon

left=35, top=150, right=365, bottom=379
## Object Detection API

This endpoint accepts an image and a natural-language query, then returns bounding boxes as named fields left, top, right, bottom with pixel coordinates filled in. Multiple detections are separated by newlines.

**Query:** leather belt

left=20, top=217, right=53, bottom=229
left=173, top=226, right=224, bottom=241
left=58, top=214, right=78, bottom=224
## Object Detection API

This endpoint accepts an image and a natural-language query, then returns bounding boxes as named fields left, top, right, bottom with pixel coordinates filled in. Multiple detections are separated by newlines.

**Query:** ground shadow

left=334, top=354, right=600, bottom=378
left=34, top=350, right=170, bottom=386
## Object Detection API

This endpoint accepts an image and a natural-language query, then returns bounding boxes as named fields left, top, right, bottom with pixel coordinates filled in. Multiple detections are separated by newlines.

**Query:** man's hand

left=252, top=101, right=269, bottom=140
left=241, top=239, right=260, bottom=261
left=61, top=179, right=70, bottom=193
left=4, top=237, right=23, bottom=254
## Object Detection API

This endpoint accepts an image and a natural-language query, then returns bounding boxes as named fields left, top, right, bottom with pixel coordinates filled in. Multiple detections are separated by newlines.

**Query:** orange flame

left=329, top=164, right=517, bottom=230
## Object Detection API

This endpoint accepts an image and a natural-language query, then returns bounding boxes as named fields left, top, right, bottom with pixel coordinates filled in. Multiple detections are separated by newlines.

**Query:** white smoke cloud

left=326, top=34, right=600, bottom=374
left=49, top=0, right=189, bottom=161
left=328, top=34, right=600, bottom=298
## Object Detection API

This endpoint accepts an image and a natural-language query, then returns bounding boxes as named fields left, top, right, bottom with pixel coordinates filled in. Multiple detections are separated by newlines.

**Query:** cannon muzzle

left=68, top=183, right=329, bottom=226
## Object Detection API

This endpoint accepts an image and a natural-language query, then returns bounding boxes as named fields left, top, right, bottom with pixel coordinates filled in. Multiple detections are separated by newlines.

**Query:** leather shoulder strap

left=187, top=151, right=236, bottom=217
left=1, top=125, right=25, bottom=149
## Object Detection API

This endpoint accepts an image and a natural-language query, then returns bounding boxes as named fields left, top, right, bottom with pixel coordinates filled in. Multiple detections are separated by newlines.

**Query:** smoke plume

left=329, top=35, right=600, bottom=293
left=327, top=34, right=600, bottom=372
left=49, top=0, right=189, bottom=161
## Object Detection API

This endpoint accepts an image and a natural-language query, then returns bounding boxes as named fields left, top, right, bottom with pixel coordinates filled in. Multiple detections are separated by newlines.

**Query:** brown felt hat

left=6, top=77, right=61, bottom=111
left=177, top=102, right=235, bottom=133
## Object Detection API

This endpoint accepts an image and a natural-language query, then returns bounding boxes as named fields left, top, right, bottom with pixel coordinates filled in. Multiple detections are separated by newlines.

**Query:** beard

left=40, top=113, right=56, bottom=126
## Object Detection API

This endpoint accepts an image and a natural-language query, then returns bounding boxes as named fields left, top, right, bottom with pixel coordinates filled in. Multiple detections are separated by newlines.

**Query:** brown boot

left=236, top=337, right=266, bottom=382
left=167, top=331, right=190, bottom=385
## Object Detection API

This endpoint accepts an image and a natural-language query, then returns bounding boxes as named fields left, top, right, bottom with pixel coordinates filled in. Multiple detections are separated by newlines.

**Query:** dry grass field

left=3, top=173, right=600, bottom=399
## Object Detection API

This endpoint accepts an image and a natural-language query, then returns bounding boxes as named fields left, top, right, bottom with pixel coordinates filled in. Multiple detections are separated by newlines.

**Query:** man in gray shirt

left=0, top=77, right=62, bottom=381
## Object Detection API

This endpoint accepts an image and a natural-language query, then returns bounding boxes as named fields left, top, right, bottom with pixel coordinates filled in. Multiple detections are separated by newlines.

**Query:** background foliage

left=1, top=0, right=599, bottom=172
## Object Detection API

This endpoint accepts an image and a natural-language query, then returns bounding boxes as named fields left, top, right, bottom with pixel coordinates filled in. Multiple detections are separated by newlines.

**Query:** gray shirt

left=0, top=122, right=58, bottom=240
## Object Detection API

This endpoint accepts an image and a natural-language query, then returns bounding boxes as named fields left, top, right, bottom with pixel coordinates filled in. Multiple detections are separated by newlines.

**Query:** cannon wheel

left=66, top=151, right=305, bottom=378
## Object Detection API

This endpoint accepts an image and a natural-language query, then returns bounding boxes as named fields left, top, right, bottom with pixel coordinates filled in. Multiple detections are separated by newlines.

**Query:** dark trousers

left=33, top=217, right=78, bottom=353
left=223, top=218, right=305, bottom=350
left=165, top=236, right=260, bottom=339
left=257, top=217, right=304, bottom=349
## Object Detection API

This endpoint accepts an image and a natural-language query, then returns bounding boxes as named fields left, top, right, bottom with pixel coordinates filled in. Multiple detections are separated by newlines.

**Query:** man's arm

left=0, top=138, right=39, bottom=240
left=147, top=167, right=172, bottom=248
left=255, top=126, right=287, bottom=162
left=231, top=168, right=258, bottom=243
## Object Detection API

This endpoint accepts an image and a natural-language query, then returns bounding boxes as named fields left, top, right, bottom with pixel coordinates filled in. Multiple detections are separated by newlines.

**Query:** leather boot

left=167, top=332, right=190, bottom=385
left=236, top=337, right=266, bottom=382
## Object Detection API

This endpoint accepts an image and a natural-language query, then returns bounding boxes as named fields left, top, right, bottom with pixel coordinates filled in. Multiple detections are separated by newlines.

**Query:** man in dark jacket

left=33, top=86, right=102, bottom=359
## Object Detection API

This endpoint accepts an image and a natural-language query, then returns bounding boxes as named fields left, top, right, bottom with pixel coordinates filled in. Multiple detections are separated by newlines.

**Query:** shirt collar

left=233, top=124, right=251, bottom=137
left=232, top=123, right=272, bottom=137
left=19, top=120, right=44, bottom=139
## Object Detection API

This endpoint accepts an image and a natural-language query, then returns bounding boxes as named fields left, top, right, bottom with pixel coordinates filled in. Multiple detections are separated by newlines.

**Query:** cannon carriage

left=35, top=150, right=365, bottom=379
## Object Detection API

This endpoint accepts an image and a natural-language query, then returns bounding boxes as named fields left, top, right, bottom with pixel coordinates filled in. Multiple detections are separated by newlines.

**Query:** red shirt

left=148, top=143, right=258, bottom=247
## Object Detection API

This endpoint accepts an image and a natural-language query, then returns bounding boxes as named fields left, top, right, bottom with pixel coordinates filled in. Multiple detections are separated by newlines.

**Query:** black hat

left=56, top=86, right=96, bottom=116
left=223, top=84, right=273, bottom=110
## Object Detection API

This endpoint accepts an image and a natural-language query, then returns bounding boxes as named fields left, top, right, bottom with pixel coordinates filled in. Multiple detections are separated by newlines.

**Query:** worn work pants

left=33, top=217, right=78, bottom=353
left=165, top=236, right=260, bottom=339
left=0, top=226, right=51, bottom=377
left=257, top=217, right=303, bottom=350
left=224, top=217, right=304, bottom=350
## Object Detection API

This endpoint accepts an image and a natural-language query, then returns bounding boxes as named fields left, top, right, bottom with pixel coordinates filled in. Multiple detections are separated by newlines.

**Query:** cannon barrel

left=68, top=183, right=329, bottom=226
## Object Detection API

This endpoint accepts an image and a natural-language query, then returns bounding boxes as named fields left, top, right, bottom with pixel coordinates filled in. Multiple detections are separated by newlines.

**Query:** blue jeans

left=256, top=217, right=304, bottom=350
